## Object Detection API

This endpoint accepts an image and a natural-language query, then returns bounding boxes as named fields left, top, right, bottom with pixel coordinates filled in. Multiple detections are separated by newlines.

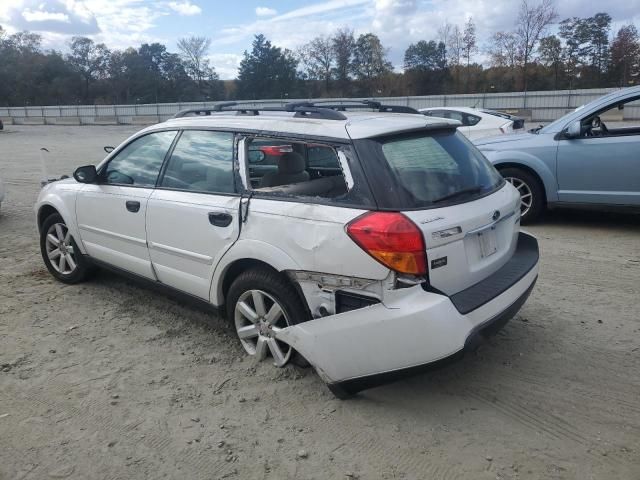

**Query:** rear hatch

left=352, top=127, right=521, bottom=295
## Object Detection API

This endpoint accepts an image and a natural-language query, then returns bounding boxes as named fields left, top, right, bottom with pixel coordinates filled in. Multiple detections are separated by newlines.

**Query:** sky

left=1, top=0, right=640, bottom=79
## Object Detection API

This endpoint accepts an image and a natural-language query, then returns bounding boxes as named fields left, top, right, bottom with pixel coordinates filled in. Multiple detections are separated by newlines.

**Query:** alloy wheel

left=45, top=223, right=77, bottom=275
left=234, top=289, right=292, bottom=367
left=505, top=176, right=533, bottom=218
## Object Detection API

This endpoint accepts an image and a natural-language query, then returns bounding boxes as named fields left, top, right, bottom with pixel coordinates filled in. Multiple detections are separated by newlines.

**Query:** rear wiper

left=432, top=186, right=483, bottom=204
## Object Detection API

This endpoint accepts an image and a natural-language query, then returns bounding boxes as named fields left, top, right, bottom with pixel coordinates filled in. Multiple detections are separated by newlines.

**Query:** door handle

left=126, top=200, right=141, bottom=213
left=208, top=212, right=233, bottom=227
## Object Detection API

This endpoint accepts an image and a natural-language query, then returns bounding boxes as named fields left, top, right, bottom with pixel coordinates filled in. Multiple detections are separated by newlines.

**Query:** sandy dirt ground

left=0, top=125, right=639, bottom=480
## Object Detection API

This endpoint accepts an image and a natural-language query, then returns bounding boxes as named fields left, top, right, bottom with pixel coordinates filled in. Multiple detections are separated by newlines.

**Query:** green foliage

left=237, top=34, right=298, bottom=99
left=0, top=14, right=639, bottom=107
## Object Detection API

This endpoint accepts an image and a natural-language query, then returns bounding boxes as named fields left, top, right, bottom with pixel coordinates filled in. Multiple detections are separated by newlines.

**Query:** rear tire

left=40, top=213, right=92, bottom=284
left=500, top=167, right=544, bottom=224
left=226, top=267, right=310, bottom=367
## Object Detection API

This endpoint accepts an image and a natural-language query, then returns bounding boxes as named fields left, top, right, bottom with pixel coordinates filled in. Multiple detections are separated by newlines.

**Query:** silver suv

left=35, top=101, right=539, bottom=397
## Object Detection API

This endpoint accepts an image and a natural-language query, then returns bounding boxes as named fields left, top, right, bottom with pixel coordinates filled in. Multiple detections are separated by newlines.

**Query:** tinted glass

left=466, top=114, right=481, bottom=126
left=446, top=110, right=464, bottom=122
left=160, top=130, right=235, bottom=193
left=308, top=145, right=339, bottom=169
left=104, top=131, right=176, bottom=186
left=363, top=130, right=503, bottom=208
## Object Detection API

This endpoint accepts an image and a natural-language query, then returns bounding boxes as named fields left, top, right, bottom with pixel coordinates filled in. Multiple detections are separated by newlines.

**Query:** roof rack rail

left=290, top=99, right=420, bottom=114
left=173, top=102, right=347, bottom=120
left=172, top=99, right=416, bottom=120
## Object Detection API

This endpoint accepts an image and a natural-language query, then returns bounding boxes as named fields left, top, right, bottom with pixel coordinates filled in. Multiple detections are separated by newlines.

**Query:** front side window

left=104, top=131, right=176, bottom=186
left=160, top=130, right=235, bottom=193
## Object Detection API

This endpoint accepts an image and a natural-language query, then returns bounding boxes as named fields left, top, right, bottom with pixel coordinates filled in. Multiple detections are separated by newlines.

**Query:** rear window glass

left=357, top=130, right=503, bottom=209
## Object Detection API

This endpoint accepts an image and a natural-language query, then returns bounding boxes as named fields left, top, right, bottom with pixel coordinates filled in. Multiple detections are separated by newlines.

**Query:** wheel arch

left=37, top=203, right=60, bottom=232
left=210, top=240, right=305, bottom=309
left=494, top=162, right=549, bottom=206
left=36, top=194, right=87, bottom=255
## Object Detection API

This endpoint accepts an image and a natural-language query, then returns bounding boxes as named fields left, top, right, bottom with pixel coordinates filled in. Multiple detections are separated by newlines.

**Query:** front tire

left=40, top=213, right=91, bottom=284
left=226, top=267, right=309, bottom=367
left=500, top=167, right=544, bottom=224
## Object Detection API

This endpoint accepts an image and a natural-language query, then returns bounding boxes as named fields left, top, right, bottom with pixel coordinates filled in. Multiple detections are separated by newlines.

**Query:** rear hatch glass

left=355, top=129, right=504, bottom=210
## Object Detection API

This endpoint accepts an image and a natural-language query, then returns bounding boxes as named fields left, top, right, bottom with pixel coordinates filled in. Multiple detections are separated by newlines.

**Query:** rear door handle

left=208, top=212, right=233, bottom=227
left=126, top=200, right=141, bottom=213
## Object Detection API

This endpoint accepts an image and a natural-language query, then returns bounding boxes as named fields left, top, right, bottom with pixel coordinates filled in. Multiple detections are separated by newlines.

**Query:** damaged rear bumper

left=276, top=232, right=539, bottom=398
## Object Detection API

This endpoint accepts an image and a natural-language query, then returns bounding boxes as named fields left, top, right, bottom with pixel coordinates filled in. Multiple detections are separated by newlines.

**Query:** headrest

left=278, top=152, right=305, bottom=174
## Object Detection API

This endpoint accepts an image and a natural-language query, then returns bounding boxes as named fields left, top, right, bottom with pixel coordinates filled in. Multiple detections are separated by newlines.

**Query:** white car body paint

left=34, top=109, right=539, bottom=395
left=277, top=254, right=538, bottom=384
left=419, top=107, right=516, bottom=141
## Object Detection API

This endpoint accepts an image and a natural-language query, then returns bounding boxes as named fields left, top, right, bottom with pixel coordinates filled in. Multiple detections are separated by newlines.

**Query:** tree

left=538, top=35, right=562, bottom=88
left=352, top=33, right=393, bottom=95
left=177, top=36, right=221, bottom=99
left=298, top=35, right=334, bottom=92
left=404, top=40, right=446, bottom=71
left=331, top=28, right=355, bottom=95
left=68, top=36, right=110, bottom=101
left=610, top=25, right=640, bottom=86
left=489, top=32, right=520, bottom=69
left=558, top=17, right=582, bottom=88
left=237, top=34, right=298, bottom=99
left=587, top=13, right=611, bottom=76
left=515, top=0, right=557, bottom=91
left=462, top=17, right=478, bottom=90
left=445, top=25, right=463, bottom=92
left=403, top=40, right=448, bottom=95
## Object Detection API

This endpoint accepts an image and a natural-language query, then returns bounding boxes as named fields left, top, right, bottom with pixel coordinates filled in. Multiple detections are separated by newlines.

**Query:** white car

left=419, top=107, right=523, bottom=140
left=35, top=101, right=539, bottom=397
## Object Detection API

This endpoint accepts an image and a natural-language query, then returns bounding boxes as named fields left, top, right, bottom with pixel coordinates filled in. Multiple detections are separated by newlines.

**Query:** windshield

left=354, top=129, right=504, bottom=210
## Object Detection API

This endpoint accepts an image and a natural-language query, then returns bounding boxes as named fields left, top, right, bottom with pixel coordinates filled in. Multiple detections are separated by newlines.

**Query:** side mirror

left=104, top=146, right=115, bottom=153
left=565, top=120, right=582, bottom=139
left=73, top=165, right=98, bottom=183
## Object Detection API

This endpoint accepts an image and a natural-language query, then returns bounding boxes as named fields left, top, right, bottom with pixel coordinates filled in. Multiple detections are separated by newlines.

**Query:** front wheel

left=40, top=213, right=92, bottom=284
left=500, top=167, right=544, bottom=224
left=226, top=268, right=309, bottom=367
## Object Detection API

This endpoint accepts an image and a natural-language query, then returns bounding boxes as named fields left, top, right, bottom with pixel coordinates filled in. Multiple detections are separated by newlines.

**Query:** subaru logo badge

left=492, top=210, right=501, bottom=221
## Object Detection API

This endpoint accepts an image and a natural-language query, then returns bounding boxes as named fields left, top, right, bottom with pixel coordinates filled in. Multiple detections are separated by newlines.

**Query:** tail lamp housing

left=346, top=212, right=427, bottom=276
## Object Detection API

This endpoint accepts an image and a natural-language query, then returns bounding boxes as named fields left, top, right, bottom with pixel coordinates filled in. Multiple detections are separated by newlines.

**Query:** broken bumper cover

left=276, top=232, right=539, bottom=397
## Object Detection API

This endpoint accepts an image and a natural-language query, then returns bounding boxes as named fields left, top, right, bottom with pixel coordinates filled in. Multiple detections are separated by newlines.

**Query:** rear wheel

left=500, top=167, right=544, bottom=224
left=40, top=213, right=91, bottom=284
left=226, top=268, right=309, bottom=367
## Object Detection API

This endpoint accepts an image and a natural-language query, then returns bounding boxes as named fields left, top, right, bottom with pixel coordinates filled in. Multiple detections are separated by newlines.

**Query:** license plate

left=478, top=227, right=498, bottom=258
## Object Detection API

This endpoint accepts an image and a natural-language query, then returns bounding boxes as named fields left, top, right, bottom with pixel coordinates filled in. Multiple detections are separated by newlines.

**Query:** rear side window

left=308, top=145, right=340, bottom=169
left=160, top=130, right=235, bottom=193
left=104, top=130, right=176, bottom=186
left=355, top=130, right=504, bottom=209
left=465, top=114, right=481, bottom=126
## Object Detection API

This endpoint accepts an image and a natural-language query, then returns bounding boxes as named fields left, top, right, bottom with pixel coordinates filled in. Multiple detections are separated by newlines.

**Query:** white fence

left=1, top=87, right=637, bottom=125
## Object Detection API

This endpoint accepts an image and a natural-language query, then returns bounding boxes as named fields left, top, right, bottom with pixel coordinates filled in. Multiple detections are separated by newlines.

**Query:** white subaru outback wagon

left=35, top=101, right=539, bottom=397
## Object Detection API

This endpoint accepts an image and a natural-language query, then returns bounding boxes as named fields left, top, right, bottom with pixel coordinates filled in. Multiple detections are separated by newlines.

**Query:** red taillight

left=346, top=212, right=427, bottom=276
left=259, top=145, right=293, bottom=156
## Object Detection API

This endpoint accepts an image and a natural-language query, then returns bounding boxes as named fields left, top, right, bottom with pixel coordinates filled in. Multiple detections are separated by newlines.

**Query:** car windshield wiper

left=432, top=186, right=483, bottom=204
left=529, top=125, right=543, bottom=134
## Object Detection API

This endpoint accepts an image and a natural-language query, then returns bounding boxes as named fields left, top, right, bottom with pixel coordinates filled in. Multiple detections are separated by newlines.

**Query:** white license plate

left=478, top=227, right=498, bottom=258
